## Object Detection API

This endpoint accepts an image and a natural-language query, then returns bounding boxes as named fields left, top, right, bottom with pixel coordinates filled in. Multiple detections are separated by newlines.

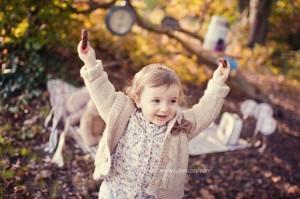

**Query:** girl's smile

left=135, top=84, right=180, bottom=126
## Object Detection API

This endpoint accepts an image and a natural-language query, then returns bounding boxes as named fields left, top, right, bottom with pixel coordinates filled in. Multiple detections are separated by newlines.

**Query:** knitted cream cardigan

left=80, top=60, right=230, bottom=199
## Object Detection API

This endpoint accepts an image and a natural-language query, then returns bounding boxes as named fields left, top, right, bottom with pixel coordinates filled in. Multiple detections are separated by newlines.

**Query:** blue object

left=225, top=56, right=238, bottom=70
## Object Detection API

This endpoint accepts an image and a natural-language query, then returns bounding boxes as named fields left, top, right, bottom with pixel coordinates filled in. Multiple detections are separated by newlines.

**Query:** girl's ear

left=134, top=95, right=141, bottom=108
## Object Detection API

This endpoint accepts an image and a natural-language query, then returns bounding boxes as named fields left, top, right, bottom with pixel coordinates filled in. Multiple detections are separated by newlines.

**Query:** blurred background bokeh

left=1, top=0, right=300, bottom=198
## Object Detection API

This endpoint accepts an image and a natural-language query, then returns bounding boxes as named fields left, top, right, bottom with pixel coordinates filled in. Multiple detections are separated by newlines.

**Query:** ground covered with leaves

left=1, top=51, right=300, bottom=198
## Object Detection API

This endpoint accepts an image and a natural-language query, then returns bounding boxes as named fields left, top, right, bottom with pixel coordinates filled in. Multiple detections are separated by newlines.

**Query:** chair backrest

left=44, top=79, right=80, bottom=153
left=217, top=112, right=243, bottom=146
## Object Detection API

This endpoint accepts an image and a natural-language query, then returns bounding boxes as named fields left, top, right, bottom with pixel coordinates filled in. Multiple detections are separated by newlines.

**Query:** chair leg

left=51, top=131, right=66, bottom=167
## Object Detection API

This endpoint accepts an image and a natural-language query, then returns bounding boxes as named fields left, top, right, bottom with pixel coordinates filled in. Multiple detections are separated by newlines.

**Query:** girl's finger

left=77, top=41, right=83, bottom=52
left=81, top=45, right=88, bottom=54
left=218, top=58, right=228, bottom=68
left=78, top=41, right=88, bottom=54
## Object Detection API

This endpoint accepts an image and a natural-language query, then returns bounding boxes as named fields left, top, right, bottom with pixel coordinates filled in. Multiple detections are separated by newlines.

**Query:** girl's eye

left=152, top=99, right=160, bottom=103
left=171, top=99, right=177, bottom=104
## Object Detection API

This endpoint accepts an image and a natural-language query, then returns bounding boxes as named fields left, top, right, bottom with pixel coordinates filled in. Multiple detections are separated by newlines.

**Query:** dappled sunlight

left=1, top=0, right=300, bottom=198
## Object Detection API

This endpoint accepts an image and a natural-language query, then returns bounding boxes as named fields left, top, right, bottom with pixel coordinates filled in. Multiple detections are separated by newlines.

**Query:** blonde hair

left=125, top=63, right=186, bottom=106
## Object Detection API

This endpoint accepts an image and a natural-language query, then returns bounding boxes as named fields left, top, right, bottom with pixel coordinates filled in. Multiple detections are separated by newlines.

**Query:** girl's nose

left=160, top=103, right=169, bottom=112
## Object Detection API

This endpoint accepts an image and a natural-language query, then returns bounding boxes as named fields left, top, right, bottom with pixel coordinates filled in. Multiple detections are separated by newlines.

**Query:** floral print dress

left=104, top=110, right=167, bottom=199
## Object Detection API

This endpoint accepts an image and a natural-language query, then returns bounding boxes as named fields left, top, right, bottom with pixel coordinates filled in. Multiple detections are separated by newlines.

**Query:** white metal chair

left=189, top=112, right=249, bottom=155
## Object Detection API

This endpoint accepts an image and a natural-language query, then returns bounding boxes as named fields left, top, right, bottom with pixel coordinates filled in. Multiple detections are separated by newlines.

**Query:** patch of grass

left=0, top=170, right=15, bottom=180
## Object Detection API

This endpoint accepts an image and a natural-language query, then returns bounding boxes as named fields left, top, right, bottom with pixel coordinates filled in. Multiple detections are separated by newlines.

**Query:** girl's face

left=135, top=84, right=180, bottom=126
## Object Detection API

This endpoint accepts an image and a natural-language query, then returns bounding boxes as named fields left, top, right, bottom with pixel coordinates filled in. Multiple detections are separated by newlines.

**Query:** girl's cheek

left=171, top=103, right=179, bottom=108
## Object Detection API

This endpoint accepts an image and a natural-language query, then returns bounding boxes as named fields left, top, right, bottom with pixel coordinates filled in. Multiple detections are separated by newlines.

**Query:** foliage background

left=1, top=0, right=300, bottom=103
left=1, top=0, right=300, bottom=197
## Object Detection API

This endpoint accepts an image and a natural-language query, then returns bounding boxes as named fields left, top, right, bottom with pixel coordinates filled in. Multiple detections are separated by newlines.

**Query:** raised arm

left=77, top=40, right=127, bottom=123
left=183, top=59, right=231, bottom=140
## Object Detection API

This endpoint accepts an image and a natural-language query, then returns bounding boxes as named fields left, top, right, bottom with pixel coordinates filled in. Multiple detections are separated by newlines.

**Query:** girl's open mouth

left=156, top=115, right=168, bottom=120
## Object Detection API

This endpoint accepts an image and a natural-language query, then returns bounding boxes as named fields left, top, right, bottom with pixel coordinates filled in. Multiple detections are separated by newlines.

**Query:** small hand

left=77, top=39, right=97, bottom=68
left=212, top=58, right=231, bottom=83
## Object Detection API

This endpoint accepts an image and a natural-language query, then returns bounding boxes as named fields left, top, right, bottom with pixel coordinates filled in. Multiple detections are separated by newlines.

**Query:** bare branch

left=125, top=1, right=269, bottom=101
left=125, top=0, right=214, bottom=64
left=177, top=27, right=204, bottom=43
left=87, top=0, right=118, bottom=9
left=72, top=0, right=118, bottom=14
left=72, top=0, right=270, bottom=102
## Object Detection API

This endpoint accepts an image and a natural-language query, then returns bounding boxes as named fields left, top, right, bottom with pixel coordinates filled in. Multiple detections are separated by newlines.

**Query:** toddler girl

left=78, top=41, right=230, bottom=199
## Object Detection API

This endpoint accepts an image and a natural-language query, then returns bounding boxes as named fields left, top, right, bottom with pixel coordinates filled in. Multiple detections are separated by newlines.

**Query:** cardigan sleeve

left=80, top=60, right=128, bottom=123
left=182, top=79, right=230, bottom=140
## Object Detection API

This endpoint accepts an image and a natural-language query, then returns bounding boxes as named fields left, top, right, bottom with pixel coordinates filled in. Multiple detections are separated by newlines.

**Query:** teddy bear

left=45, top=79, right=105, bottom=167
left=79, top=99, right=105, bottom=146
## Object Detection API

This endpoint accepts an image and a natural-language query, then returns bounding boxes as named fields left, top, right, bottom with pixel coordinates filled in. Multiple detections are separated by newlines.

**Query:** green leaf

left=8, top=106, right=19, bottom=113
left=0, top=135, right=4, bottom=144
left=20, top=147, right=30, bottom=157
left=32, top=41, right=42, bottom=50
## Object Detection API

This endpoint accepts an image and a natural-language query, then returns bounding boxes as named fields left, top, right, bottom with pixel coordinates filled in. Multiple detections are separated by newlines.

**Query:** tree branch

left=72, top=0, right=117, bottom=14
left=177, top=27, right=204, bottom=42
left=126, top=1, right=218, bottom=66
left=125, top=0, right=270, bottom=102
left=72, top=0, right=270, bottom=102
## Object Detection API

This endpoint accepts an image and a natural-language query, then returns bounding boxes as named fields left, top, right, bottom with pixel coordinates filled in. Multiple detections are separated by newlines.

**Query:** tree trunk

left=248, top=0, right=273, bottom=48
left=238, top=0, right=250, bottom=13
